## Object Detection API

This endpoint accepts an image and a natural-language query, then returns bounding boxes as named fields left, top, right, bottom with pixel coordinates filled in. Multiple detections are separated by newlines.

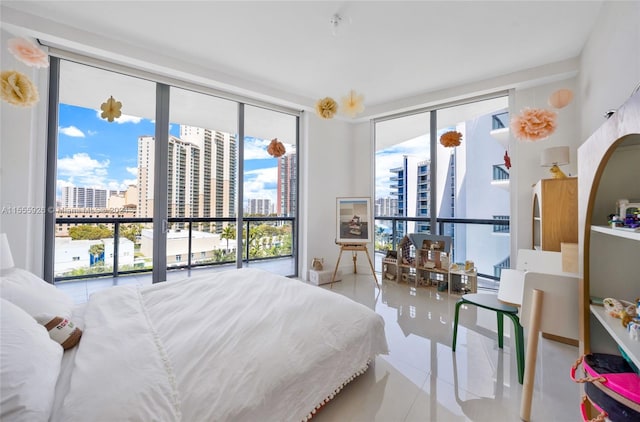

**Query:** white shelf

left=591, top=225, right=640, bottom=241
left=590, top=305, right=640, bottom=368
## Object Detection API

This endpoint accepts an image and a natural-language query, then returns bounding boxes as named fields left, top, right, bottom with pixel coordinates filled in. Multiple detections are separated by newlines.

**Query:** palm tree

left=221, top=225, right=235, bottom=252
left=88, top=243, right=105, bottom=266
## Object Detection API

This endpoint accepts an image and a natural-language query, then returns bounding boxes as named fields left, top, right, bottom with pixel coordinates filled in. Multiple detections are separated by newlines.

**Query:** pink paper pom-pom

left=510, top=108, right=557, bottom=141
left=7, top=38, right=49, bottom=68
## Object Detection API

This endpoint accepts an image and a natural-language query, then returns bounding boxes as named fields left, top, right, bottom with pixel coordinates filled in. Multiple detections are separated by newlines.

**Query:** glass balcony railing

left=492, top=164, right=510, bottom=181
left=53, top=216, right=295, bottom=282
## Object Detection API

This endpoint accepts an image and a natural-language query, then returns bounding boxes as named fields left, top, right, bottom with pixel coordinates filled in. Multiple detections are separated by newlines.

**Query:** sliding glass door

left=167, top=87, right=239, bottom=270
left=46, top=57, right=299, bottom=283
left=50, top=59, right=156, bottom=280
left=373, top=94, right=510, bottom=289
left=242, top=105, right=298, bottom=276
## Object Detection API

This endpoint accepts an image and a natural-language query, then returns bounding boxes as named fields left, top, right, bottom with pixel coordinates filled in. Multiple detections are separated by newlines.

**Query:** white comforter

left=51, top=268, right=388, bottom=422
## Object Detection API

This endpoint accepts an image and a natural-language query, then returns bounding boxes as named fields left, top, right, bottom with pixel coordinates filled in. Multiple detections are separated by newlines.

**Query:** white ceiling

left=1, top=1, right=604, bottom=117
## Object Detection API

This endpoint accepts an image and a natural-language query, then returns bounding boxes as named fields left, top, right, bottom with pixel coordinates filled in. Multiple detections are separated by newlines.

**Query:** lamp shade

left=540, top=146, right=570, bottom=167
left=0, top=233, right=15, bottom=270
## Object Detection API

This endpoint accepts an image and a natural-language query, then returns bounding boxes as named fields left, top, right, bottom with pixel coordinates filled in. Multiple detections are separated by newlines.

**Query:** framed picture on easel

left=336, top=197, right=372, bottom=244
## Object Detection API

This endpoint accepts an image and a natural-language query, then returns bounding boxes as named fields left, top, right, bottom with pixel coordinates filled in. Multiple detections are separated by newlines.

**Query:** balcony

left=491, top=164, right=510, bottom=191
left=490, top=127, right=510, bottom=149
left=52, top=216, right=296, bottom=283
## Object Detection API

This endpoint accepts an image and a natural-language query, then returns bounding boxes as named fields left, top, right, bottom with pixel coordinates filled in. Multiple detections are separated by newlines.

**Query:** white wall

left=579, top=1, right=640, bottom=141
left=509, top=77, right=581, bottom=259
left=300, top=113, right=355, bottom=278
left=0, top=28, right=49, bottom=274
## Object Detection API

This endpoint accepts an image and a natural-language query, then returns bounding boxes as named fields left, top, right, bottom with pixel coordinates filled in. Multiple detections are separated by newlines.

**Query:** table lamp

left=541, top=146, right=569, bottom=179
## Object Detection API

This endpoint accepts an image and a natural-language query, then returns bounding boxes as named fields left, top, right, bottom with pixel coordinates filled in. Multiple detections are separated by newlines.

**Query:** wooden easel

left=330, top=243, right=379, bottom=289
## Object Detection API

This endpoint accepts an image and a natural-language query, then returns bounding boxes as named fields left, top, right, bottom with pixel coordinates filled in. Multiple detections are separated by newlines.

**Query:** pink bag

left=579, top=395, right=607, bottom=422
left=571, top=353, right=640, bottom=421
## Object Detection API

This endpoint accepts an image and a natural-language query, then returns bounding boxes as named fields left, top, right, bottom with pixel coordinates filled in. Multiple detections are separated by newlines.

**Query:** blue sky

left=57, top=104, right=285, bottom=203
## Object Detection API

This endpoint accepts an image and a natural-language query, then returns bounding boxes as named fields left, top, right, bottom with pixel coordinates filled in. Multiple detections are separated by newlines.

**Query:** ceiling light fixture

left=329, top=13, right=342, bottom=36
left=329, top=13, right=352, bottom=36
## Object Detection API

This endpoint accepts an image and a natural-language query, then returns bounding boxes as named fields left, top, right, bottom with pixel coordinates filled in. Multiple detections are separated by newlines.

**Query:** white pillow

left=0, top=298, right=63, bottom=422
left=0, top=268, right=73, bottom=319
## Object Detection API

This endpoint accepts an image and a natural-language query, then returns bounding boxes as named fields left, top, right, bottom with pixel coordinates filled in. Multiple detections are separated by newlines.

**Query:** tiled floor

left=57, top=269, right=582, bottom=421
left=314, top=274, right=581, bottom=421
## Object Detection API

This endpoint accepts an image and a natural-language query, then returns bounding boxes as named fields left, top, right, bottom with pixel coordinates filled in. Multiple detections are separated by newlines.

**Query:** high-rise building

left=277, top=152, right=296, bottom=216
left=137, top=135, right=155, bottom=218
left=107, top=185, right=138, bottom=210
left=375, top=197, right=398, bottom=217
left=389, top=155, right=422, bottom=236
left=138, top=126, right=237, bottom=232
left=167, top=135, right=200, bottom=221
left=61, top=186, right=108, bottom=209
left=415, top=160, right=430, bottom=233
left=180, top=126, right=237, bottom=231
left=248, top=198, right=272, bottom=215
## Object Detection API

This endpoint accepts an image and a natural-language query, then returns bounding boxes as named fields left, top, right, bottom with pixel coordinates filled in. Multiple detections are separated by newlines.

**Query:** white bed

left=1, top=267, right=388, bottom=422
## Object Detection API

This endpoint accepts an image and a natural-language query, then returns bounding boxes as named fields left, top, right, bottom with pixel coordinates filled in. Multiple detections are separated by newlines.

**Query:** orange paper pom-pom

left=267, top=138, right=286, bottom=157
left=440, top=131, right=462, bottom=148
left=510, top=108, right=557, bottom=142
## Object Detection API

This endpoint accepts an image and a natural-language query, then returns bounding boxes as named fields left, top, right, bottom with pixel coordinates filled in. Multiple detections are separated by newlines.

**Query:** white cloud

left=56, top=179, right=74, bottom=190
left=122, top=178, right=138, bottom=187
left=243, top=138, right=271, bottom=160
left=59, top=125, right=85, bottom=137
left=95, top=110, right=142, bottom=124
left=114, top=114, right=142, bottom=124
left=57, top=153, right=110, bottom=188
left=87, top=130, right=98, bottom=136
left=126, top=167, right=138, bottom=176
left=244, top=167, right=278, bottom=201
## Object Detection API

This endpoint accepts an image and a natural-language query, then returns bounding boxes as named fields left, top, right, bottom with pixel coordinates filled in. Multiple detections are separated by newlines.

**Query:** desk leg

left=520, top=289, right=543, bottom=421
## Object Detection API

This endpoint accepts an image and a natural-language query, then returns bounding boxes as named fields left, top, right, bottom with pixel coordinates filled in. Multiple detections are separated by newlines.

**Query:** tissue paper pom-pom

left=510, top=108, right=557, bottom=141
left=504, top=150, right=512, bottom=169
left=7, top=38, right=49, bottom=68
left=315, top=97, right=338, bottom=119
left=548, top=89, right=574, bottom=109
left=341, top=90, right=364, bottom=118
left=267, top=138, right=286, bottom=157
left=0, top=70, right=39, bottom=107
left=439, top=130, right=462, bottom=148
left=100, top=96, right=123, bottom=122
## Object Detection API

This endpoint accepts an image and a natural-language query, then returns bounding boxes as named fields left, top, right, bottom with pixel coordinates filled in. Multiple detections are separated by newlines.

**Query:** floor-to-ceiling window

left=167, top=87, right=238, bottom=270
left=46, top=57, right=299, bottom=282
left=435, top=97, right=510, bottom=288
left=242, top=105, right=298, bottom=275
left=373, top=94, right=510, bottom=289
left=50, top=60, right=156, bottom=280
left=374, top=111, right=430, bottom=251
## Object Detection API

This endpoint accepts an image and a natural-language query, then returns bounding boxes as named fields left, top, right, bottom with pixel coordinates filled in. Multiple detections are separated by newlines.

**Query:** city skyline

left=57, top=103, right=295, bottom=206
